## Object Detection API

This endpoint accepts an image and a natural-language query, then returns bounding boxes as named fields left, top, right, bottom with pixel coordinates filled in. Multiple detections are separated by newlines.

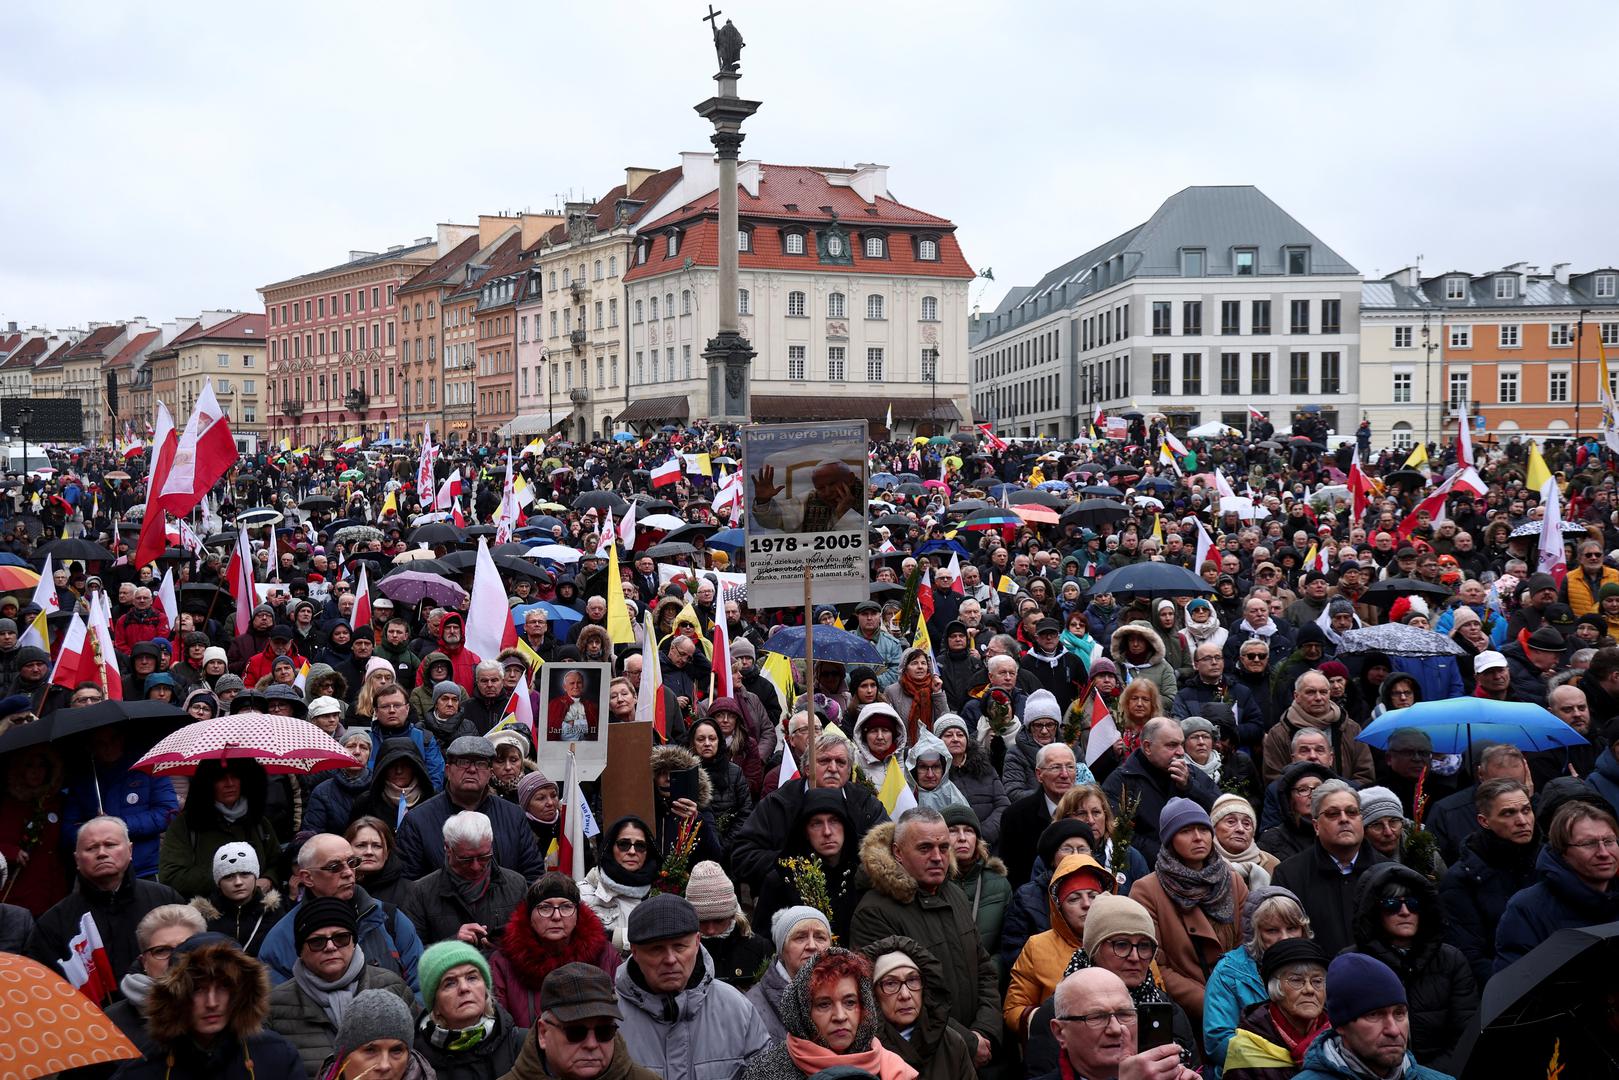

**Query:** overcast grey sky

left=4, top=1, right=1616, bottom=331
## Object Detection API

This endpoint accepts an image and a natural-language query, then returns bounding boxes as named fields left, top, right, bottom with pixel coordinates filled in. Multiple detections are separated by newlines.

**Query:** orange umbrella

left=1012, top=504, right=1060, bottom=525
left=0, top=566, right=40, bottom=593
left=0, top=951, right=141, bottom=1077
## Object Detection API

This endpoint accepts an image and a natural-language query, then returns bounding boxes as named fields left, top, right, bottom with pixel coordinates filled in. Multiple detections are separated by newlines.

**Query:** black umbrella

left=895, top=483, right=927, bottom=498
left=1073, top=462, right=1106, bottom=475
left=408, top=522, right=461, bottom=545
left=299, top=495, right=338, bottom=510
left=870, top=581, right=906, bottom=598
left=1381, top=469, right=1428, bottom=490
left=1361, top=577, right=1453, bottom=607
left=493, top=556, right=554, bottom=582
left=1006, top=489, right=1066, bottom=509
left=491, top=542, right=534, bottom=557
left=1117, top=410, right=1145, bottom=420
left=645, top=541, right=699, bottom=559
left=946, top=499, right=991, bottom=514
left=664, top=522, right=720, bottom=546
left=0, top=700, right=187, bottom=756
left=573, top=491, right=629, bottom=514
left=631, top=498, right=678, bottom=515
left=35, top=538, right=116, bottom=562
left=435, top=550, right=478, bottom=572
left=179, top=583, right=231, bottom=605
left=873, top=514, right=917, bottom=530
left=463, top=525, right=497, bottom=539
left=896, top=473, right=922, bottom=484
left=1080, top=484, right=1125, bottom=498
left=1061, top=499, right=1132, bottom=527
left=1088, top=562, right=1211, bottom=598
left=950, top=432, right=977, bottom=443
left=1106, top=464, right=1144, bottom=480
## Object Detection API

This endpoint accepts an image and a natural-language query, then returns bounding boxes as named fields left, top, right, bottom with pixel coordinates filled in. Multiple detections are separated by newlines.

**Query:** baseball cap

left=1473, top=650, right=1508, bottom=673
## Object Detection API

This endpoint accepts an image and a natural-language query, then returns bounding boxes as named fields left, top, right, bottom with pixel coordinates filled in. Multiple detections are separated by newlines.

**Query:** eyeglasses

left=317, top=856, right=362, bottom=874
left=142, top=944, right=176, bottom=961
left=876, top=973, right=923, bottom=996
left=1377, top=895, right=1421, bottom=914
left=1056, top=1009, right=1138, bottom=1030
left=1567, top=836, right=1619, bottom=852
left=1282, top=973, right=1326, bottom=991
left=448, top=758, right=492, bottom=770
left=547, top=1019, right=618, bottom=1044
left=451, top=850, right=495, bottom=867
left=615, top=839, right=649, bottom=853
left=1103, top=938, right=1157, bottom=960
left=535, top=901, right=577, bottom=919
left=302, top=931, right=355, bottom=952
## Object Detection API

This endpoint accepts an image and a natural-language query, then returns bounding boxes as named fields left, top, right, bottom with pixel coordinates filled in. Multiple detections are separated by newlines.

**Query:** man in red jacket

left=113, top=586, right=170, bottom=653
left=435, top=611, right=481, bottom=692
left=243, top=623, right=302, bottom=687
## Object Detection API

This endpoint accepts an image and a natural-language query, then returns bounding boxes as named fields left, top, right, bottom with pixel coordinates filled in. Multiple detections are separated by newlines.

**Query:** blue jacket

left=1438, top=830, right=1542, bottom=986
left=60, top=755, right=178, bottom=879
left=394, top=790, right=547, bottom=882
left=367, top=719, right=445, bottom=790
left=301, top=768, right=373, bottom=837
left=1588, top=747, right=1619, bottom=810
left=257, top=885, right=423, bottom=994
left=1202, top=946, right=1265, bottom=1077
left=1293, top=1031, right=1453, bottom=1080
left=1390, top=654, right=1466, bottom=704
left=1493, top=845, right=1619, bottom=974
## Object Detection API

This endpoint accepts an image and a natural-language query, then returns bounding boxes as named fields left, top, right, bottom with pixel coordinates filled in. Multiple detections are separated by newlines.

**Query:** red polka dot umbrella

left=0, top=951, right=140, bottom=1077
left=131, top=711, right=353, bottom=776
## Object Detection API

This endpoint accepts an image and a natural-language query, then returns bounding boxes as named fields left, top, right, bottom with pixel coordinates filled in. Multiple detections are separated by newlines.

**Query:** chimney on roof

left=625, top=167, right=658, bottom=198
left=849, top=163, right=890, bottom=205
left=1385, top=266, right=1420, bottom=288
left=6, top=322, right=15, bottom=333
left=437, top=223, right=478, bottom=251
left=349, top=251, right=378, bottom=262
left=520, top=212, right=565, bottom=247
left=1551, top=262, right=1571, bottom=284
left=387, top=244, right=405, bottom=252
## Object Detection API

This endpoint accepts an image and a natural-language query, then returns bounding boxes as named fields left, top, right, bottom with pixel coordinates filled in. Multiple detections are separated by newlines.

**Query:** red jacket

left=434, top=613, right=481, bottom=691
left=114, top=608, right=169, bottom=653
left=243, top=642, right=302, bottom=687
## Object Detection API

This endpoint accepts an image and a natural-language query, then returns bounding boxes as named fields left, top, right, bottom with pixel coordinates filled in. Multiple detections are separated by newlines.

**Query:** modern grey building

left=970, top=186, right=1362, bottom=439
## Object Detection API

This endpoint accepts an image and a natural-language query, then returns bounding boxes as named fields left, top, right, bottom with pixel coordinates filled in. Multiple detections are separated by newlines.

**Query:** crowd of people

left=1, top=419, right=1618, bottom=1080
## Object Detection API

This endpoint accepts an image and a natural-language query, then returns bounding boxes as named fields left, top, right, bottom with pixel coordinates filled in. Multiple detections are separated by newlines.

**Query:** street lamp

left=18, top=406, right=33, bottom=476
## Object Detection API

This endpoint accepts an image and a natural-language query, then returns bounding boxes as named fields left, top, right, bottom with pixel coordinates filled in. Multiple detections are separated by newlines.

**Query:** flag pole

left=803, top=563, right=815, bottom=790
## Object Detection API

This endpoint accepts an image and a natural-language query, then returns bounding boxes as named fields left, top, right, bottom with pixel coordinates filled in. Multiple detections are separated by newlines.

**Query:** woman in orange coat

left=1128, top=795, right=1248, bottom=1033
left=1002, top=853, right=1114, bottom=1041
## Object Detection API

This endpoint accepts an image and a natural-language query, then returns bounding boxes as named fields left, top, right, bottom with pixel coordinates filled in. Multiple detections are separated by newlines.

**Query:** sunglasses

left=1377, top=895, right=1421, bottom=914
left=615, top=839, right=649, bottom=853
left=317, top=856, right=363, bottom=874
left=302, top=931, right=355, bottom=952
left=549, top=1020, right=618, bottom=1044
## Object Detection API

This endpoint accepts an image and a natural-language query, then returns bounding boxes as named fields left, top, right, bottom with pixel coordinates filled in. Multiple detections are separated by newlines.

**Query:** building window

left=665, top=233, right=679, bottom=257
left=1220, top=352, right=1240, bottom=395
left=1251, top=352, right=1272, bottom=395
left=918, top=238, right=937, bottom=261
left=1498, top=369, right=1520, bottom=403
left=1182, top=353, right=1202, bottom=395
left=1286, top=248, right=1309, bottom=275
left=634, top=300, right=643, bottom=324
left=1448, top=371, right=1470, bottom=411
left=922, top=348, right=938, bottom=383
left=826, top=234, right=844, bottom=257
left=1393, top=372, right=1413, bottom=403
left=1321, top=299, right=1341, bottom=334
left=1289, top=299, right=1310, bottom=334
left=1290, top=351, right=1310, bottom=394
left=1151, top=353, right=1171, bottom=396
left=1182, top=301, right=1201, bottom=335
left=737, top=289, right=750, bottom=316
left=682, top=345, right=692, bottom=380
left=864, top=235, right=885, bottom=259
left=787, top=291, right=806, bottom=318
left=1234, top=250, right=1256, bottom=276
left=1221, top=301, right=1241, bottom=335
left=1321, top=351, right=1340, bottom=394
left=1499, top=323, right=1520, bottom=347
left=1251, top=300, right=1271, bottom=335
left=921, top=295, right=938, bottom=321
left=1595, top=273, right=1617, bottom=298
left=866, top=347, right=884, bottom=381
left=828, top=292, right=846, bottom=319
left=1445, top=277, right=1467, bottom=300
left=737, top=230, right=751, bottom=253
left=828, top=346, right=846, bottom=381
left=1450, top=326, right=1471, bottom=348
left=784, top=232, right=805, bottom=255
left=1182, top=249, right=1205, bottom=276
left=1152, top=302, right=1172, bottom=336
left=788, top=345, right=806, bottom=380
left=1495, top=276, right=1516, bottom=300
left=1393, top=325, right=1413, bottom=348
left=1549, top=369, right=1570, bottom=403
left=609, top=299, right=618, bottom=326
left=1603, top=322, right=1619, bottom=346
left=866, top=294, right=885, bottom=319
left=1391, top=422, right=1414, bottom=450
left=1550, top=323, right=1572, bottom=346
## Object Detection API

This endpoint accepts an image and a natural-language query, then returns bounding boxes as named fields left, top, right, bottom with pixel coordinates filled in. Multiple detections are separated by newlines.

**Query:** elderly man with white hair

left=1038, top=968, right=1199, bottom=1080
left=402, top=810, right=527, bottom=948
left=999, top=741, right=1090, bottom=888
left=114, top=583, right=171, bottom=653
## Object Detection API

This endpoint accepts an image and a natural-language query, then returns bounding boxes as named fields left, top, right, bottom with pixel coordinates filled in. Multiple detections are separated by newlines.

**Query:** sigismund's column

left=695, top=11, right=761, bottom=423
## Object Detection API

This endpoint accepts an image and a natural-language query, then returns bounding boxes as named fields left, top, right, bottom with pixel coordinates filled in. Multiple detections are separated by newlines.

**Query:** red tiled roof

left=105, top=329, right=160, bottom=370
left=625, top=216, right=973, bottom=283
left=63, top=324, right=124, bottom=361
left=529, top=167, right=685, bottom=252
left=449, top=235, right=524, bottom=302
left=36, top=339, right=74, bottom=369
left=0, top=334, right=20, bottom=356
left=0, top=337, right=46, bottom=371
left=170, top=312, right=268, bottom=346
left=399, top=235, right=483, bottom=295
left=640, top=165, right=955, bottom=232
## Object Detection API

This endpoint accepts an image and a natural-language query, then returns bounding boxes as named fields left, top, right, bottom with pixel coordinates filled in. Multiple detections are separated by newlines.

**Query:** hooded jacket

left=116, top=937, right=302, bottom=1080
left=491, top=897, right=622, bottom=1029
left=692, top=721, right=754, bottom=848
left=1494, top=842, right=1619, bottom=973
left=857, top=936, right=976, bottom=1080
left=938, top=732, right=1009, bottom=848
left=409, top=651, right=455, bottom=718
left=301, top=764, right=372, bottom=837
left=1108, top=621, right=1180, bottom=702
left=368, top=710, right=447, bottom=792
left=158, top=761, right=281, bottom=898
left=852, top=704, right=910, bottom=794
left=906, top=733, right=968, bottom=812
left=1345, top=862, right=1477, bottom=1075
left=258, top=885, right=424, bottom=994
left=350, top=737, right=434, bottom=831
left=1290, top=1030, right=1452, bottom=1080
left=614, top=941, right=771, bottom=1080
left=753, top=787, right=867, bottom=944
left=435, top=612, right=482, bottom=690
left=935, top=644, right=988, bottom=714
left=1003, top=854, right=1113, bottom=1037
left=849, top=821, right=1003, bottom=1052
left=649, top=744, right=725, bottom=868
left=730, top=776, right=891, bottom=889
left=737, top=947, right=917, bottom=1080
left=579, top=814, right=665, bottom=954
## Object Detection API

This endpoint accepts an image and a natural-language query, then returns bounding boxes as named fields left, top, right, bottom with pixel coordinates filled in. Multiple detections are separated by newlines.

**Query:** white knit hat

left=871, top=949, right=919, bottom=985
left=212, top=842, right=260, bottom=883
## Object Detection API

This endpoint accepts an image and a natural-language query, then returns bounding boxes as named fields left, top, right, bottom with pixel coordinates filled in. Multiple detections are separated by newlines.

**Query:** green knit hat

left=418, top=939, right=492, bottom=1003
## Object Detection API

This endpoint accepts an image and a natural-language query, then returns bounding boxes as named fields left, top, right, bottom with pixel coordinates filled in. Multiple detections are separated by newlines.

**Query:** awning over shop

left=497, top=410, right=570, bottom=438
left=615, top=394, right=692, bottom=424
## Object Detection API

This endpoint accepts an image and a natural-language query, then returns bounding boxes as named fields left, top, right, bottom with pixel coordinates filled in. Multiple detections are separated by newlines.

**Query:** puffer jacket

left=1000, top=723, right=1046, bottom=804
left=1202, top=946, right=1265, bottom=1073
left=858, top=936, right=977, bottom=1080
left=1345, top=862, right=1477, bottom=1075
left=300, top=766, right=372, bottom=835
left=849, top=821, right=1002, bottom=1052
left=60, top=753, right=179, bottom=880
left=1109, top=622, right=1179, bottom=701
left=1494, top=843, right=1619, bottom=973
left=267, top=962, right=416, bottom=1079
left=191, top=886, right=284, bottom=958
left=954, top=839, right=1011, bottom=972
left=906, top=732, right=969, bottom=812
left=1004, top=854, right=1112, bottom=1038
left=409, top=652, right=455, bottom=717
left=413, top=1003, right=527, bottom=1080
left=579, top=863, right=655, bottom=955
left=615, top=943, right=771, bottom=1080
left=1439, top=828, right=1543, bottom=985
left=258, top=886, right=424, bottom=994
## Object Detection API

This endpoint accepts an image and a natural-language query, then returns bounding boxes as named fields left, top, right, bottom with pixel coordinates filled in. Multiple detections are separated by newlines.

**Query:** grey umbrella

left=1335, top=624, right=1465, bottom=657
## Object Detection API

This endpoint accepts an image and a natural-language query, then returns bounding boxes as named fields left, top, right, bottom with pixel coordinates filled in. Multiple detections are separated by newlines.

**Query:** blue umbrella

left=613, top=432, right=636, bottom=442
left=871, top=473, right=900, bottom=490
left=528, top=515, right=566, bottom=533
left=511, top=601, right=584, bottom=630
left=1136, top=476, right=1176, bottom=493
left=1358, top=699, right=1584, bottom=755
left=0, top=553, right=29, bottom=568
left=1037, top=480, right=1072, bottom=493
left=987, top=483, right=1020, bottom=499
left=916, top=538, right=969, bottom=558
left=706, top=528, right=745, bottom=550
left=761, top=625, right=883, bottom=666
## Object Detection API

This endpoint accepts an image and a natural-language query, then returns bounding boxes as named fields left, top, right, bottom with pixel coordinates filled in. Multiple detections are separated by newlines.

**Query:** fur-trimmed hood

left=651, top=743, right=713, bottom=808
left=190, top=887, right=282, bottom=921
left=1109, top=620, right=1167, bottom=667
left=144, top=938, right=269, bottom=1045
left=858, top=820, right=956, bottom=904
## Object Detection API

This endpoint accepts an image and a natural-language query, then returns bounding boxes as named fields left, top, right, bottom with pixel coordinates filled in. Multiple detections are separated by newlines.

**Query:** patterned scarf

left=420, top=1013, right=495, bottom=1052
left=1153, top=846, right=1236, bottom=924
left=899, top=669, right=933, bottom=746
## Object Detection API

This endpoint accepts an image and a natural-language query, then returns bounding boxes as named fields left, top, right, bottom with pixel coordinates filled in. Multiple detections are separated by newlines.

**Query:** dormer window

left=666, top=232, right=680, bottom=257
left=1445, top=277, right=1467, bottom=301
left=1285, top=247, right=1310, bottom=275
left=864, top=234, right=886, bottom=259
left=784, top=231, right=806, bottom=256
left=636, top=243, right=647, bottom=266
left=1597, top=273, right=1618, bottom=299
left=737, top=228, right=751, bottom=253
left=1495, top=276, right=1516, bottom=300
left=1181, top=249, right=1205, bottom=277
left=919, top=238, right=938, bottom=261
left=1234, top=249, right=1256, bottom=276
left=826, top=234, right=844, bottom=258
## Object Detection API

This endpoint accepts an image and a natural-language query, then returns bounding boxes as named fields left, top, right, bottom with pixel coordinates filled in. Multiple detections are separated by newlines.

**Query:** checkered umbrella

left=131, top=712, right=353, bottom=776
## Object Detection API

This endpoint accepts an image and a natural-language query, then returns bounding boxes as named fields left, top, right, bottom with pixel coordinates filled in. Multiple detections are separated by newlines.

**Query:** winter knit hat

left=295, top=897, right=359, bottom=947
left=433, top=680, right=463, bottom=702
left=1326, top=953, right=1407, bottom=1027
left=1449, top=605, right=1481, bottom=632
left=364, top=657, right=394, bottom=681
left=336, top=989, right=414, bottom=1058
left=1210, top=793, right=1258, bottom=828
left=684, top=861, right=738, bottom=921
left=932, top=714, right=969, bottom=739
left=517, top=770, right=558, bottom=809
left=1158, top=797, right=1213, bottom=844
left=308, top=695, right=345, bottom=721
left=770, top=905, right=832, bottom=954
left=213, top=673, right=245, bottom=694
left=211, top=842, right=260, bottom=884
left=1024, top=688, right=1062, bottom=724
left=870, top=948, right=919, bottom=986
left=202, top=646, right=229, bottom=666
left=419, top=939, right=492, bottom=1004
left=729, top=637, right=756, bottom=660
left=1082, top=894, right=1157, bottom=955
left=1358, top=786, right=1406, bottom=828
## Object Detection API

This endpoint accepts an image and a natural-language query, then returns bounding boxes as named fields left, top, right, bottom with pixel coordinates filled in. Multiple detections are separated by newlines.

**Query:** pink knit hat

left=684, top=860, right=737, bottom=921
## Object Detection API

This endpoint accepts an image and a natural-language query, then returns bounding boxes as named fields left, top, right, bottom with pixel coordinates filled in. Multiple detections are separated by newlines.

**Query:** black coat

left=699, top=747, right=754, bottom=850
left=1269, top=839, right=1389, bottom=957
left=395, top=790, right=546, bottom=882
left=25, top=872, right=184, bottom=1000
left=730, top=778, right=889, bottom=888
left=1439, top=829, right=1542, bottom=987
left=1347, top=862, right=1478, bottom=1075
left=996, top=791, right=1055, bottom=890
left=401, top=865, right=528, bottom=949
left=1100, top=747, right=1221, bottom=865
left=413, top=1004, right=527, bottom=1080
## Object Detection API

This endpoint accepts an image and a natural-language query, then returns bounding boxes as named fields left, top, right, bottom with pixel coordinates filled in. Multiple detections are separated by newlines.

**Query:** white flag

left=30, top=553, right=58, bottom=613
left=1537, top=476, right=1567, bottom=580
left=156, top=567, right=179, bottom=627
